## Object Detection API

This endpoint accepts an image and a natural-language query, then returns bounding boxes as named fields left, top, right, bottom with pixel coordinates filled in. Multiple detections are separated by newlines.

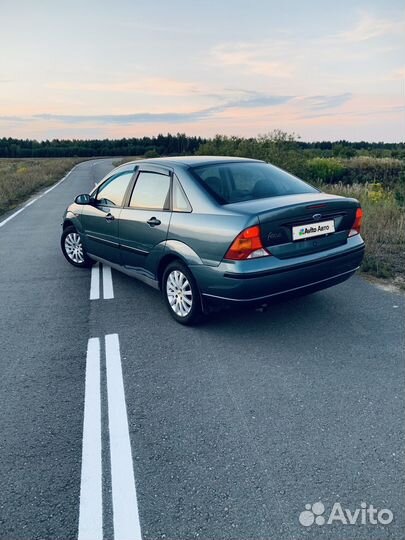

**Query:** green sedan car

left=61, top=156, right=365, bottom=324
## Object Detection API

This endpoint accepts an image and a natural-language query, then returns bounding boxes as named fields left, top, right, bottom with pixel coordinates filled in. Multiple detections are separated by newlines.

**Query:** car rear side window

left=192, top=162, right=318, bottom=204
left=96, top=171, right=134, bottom=207
left=129, top=171, right=171, bottom=210
left=172, top=177, right=192, bottom=212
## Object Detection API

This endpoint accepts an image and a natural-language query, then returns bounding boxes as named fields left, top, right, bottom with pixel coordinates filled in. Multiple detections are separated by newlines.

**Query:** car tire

left=162, top=261, right=202, bottom=325
left=61, top=225, right=94, bottom=268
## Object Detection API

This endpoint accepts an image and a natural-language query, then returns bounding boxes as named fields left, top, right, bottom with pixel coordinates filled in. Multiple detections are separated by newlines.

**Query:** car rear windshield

left=191, top=161, right=318, bottom=204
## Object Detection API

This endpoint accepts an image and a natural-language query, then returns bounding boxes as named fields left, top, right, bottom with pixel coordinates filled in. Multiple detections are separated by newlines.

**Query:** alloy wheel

left=166, top=270, right=193, bottom=317
left=64, top=232, right=85, bottom=264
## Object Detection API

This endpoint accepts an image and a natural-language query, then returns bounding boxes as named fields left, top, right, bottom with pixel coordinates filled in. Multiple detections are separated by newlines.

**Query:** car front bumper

left=190, top=234, right=365, bottom=305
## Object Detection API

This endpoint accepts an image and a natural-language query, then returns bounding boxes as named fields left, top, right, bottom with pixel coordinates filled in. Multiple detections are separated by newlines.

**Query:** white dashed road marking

left=78, top=337, right=103, bottom=540
left=90, top=263, right=101, bottom=300
left=90, top=263, right=114, bottom=300
left=102, top=264, right=114, bottom=300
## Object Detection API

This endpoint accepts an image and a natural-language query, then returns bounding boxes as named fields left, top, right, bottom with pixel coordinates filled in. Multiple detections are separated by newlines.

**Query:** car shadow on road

left=110, top=267, right=366, bottom=349
left=201, top=289, right=336, bottom=328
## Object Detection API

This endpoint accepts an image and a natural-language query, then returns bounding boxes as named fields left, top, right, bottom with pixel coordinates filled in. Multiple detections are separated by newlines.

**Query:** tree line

left=0, top=131, right=404, bottom=159
left=0, top=133, right=205, bottom=158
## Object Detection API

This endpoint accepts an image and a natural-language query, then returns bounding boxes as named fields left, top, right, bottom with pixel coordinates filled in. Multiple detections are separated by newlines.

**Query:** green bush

left=305, top=158, right=345, bottom=184
left=144, top=149, right=160, bottom=158
left=197, top=131, right=306, bottom=176
left=339, top=156, right=404, bottom=187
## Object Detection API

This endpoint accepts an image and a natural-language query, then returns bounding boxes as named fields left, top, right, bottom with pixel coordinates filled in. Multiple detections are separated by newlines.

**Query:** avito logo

left=299, top=224, right=330, bottom=236
left=299, top=501, right=393, bottom=527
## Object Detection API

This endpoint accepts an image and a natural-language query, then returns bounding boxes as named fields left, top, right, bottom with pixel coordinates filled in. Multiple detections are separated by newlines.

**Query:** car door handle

left=105, top=213, right=115, bottom=222
left=147, top=217, right=161, bottom=227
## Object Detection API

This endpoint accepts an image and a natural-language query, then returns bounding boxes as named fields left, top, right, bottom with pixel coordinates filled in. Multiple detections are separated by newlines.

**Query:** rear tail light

left=224, top=225, right=271, bottom=260
left=349, top=208, right=363, bottom=237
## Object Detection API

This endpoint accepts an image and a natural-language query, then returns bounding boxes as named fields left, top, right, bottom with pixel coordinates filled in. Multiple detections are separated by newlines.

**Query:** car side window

left=96, top=171, right=134, bottom=207
left=192, top=165, right=231, bottom=202
left=129, top=172, right=171, bottom=210
left=173, top=176, right=191, bottom=212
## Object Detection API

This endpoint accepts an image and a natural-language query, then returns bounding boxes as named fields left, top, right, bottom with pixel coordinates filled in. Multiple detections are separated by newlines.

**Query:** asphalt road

left=0, top=159, right=404, bottom=540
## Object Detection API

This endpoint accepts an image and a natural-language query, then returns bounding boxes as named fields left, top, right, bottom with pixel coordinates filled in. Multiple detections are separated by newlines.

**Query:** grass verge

left=112, top=156, right=141, bottom=167
left=319, top=182, right=405, bottom=281
left=0, top=158, right=84, bottom=216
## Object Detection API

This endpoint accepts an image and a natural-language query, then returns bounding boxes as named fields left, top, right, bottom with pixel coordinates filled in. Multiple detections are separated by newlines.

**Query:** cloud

left=211, top=42, right=294, bottom=78
left=0, top=115, right=28, bottom=123
left=300, top=93, right=353, bottom=111
left=0, top=92, right=293, bottom=125
left=388, top=104, right=405, bottom=113
left=336, top=12, right=405, bottom=43
left=0, top=93, right=356, bottom=126
left=34, top=112, right=200, bottom=124
left=386, top=67, right=405, bottom=80
left=300, top=108, right=402, bottom=120
left=221, top=93, right=292, bottom=109
left=47, top=77, right=200, bottom=97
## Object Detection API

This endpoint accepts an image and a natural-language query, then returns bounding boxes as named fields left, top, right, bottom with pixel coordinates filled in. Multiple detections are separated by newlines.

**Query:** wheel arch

left=157, top=254, right=185, bottom=290
left=157, top=240, right=204, bottom=290
left=63, top=219, right=74, bottom=230
left=63, top=216, right=84, bottom=235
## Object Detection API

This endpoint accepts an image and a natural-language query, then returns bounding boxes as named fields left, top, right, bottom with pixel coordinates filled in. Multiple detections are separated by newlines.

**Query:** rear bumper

left=191, top=235, right=365, bottom=304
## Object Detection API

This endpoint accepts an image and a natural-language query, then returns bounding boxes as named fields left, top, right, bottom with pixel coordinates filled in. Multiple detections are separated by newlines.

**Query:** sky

left=0, top=0, right=404, bottom=141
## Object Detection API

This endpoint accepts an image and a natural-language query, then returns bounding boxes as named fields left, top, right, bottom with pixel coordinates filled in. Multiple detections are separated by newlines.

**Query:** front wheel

left=162, top=262, right=202, bottom=325
left=61, top=226, right=94, bottom=268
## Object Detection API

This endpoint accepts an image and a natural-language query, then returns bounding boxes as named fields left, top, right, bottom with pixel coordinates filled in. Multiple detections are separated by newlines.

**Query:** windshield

left=191, top=161, right=318, bottom=204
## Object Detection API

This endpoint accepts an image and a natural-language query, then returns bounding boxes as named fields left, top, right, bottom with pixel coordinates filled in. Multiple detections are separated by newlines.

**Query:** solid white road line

left=102, top=264, right=114, bottom=300
left=90, top=263, right=100, bottom=300
left=106, top=333, right=142, bottom=540
left=78, top=337, right=103, bottom=540
left=0, top=164, right=79, bottom=229
left=0, top=206, right=29, bottom=228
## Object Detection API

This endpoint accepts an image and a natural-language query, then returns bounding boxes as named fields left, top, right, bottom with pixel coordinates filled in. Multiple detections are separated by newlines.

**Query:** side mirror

left=75, top=193, right=92, bottom=205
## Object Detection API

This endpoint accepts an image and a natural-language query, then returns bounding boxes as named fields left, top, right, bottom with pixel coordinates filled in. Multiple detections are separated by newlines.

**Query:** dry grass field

left=0, top=158, right=84, bottom=216
left=318, top=182, right=405, bottom=281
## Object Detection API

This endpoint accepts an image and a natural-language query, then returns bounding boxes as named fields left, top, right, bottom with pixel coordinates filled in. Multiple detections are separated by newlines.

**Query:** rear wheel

left=61, top=226, right=93, bottom=268
left=162, top=261, right=202, bottom=325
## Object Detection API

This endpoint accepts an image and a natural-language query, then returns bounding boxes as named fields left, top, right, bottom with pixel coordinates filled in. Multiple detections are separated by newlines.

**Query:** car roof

left=124, top=155, right=264, bottom=168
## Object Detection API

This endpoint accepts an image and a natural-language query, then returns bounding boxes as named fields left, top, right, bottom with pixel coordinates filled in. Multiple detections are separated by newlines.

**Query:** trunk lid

left=226, top=192, right=360, bottom=259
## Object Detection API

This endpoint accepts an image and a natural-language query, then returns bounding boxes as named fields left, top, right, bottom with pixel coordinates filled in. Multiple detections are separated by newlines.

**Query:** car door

left=80, top=169, right=135, bottom=264
left=119, top=167, right=172, bottom=279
